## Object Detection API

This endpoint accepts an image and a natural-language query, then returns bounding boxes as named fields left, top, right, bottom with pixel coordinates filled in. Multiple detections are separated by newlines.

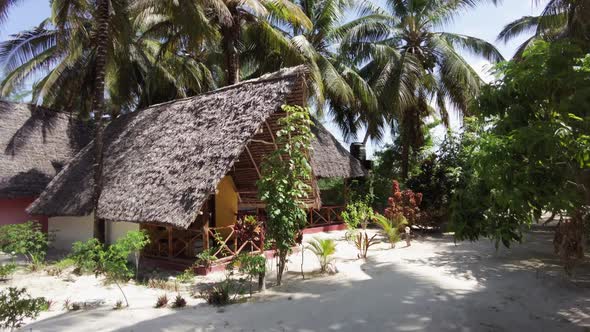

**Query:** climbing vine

left=258, top=105, right=313, bottom=285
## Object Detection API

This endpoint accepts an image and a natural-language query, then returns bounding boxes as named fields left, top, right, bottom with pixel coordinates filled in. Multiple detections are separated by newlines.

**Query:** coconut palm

left=498, top=0, right=590, bottom=56
left=0, top=0, right=217, bottom=241
left=0, top=1, right=215, bottom=117
left=135, top=0, right=311, bottom=86
left=306, top=237, right=336, bottom=273
left=341, top=0, right=503, bottom=178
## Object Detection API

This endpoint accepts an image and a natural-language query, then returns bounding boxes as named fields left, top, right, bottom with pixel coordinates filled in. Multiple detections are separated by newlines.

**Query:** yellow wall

left=215, top=176, right=238, bottom=228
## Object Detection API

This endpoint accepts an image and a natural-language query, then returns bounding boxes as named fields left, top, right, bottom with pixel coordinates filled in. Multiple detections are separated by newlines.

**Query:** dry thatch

left=310, top=119, right=368, bottom=179
left=28, top=66, right=367, bottom=228
left=29, top=67, right=308, bottom=228
left=0, top=101, right=89, bottom=199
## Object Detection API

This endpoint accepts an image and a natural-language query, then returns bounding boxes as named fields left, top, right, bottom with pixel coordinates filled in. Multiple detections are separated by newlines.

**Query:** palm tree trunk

left=222, top=8, right=240, bottom=86
left=400, top=138, right=410, bottom=180
left=92, top=0, right=109, bottom=243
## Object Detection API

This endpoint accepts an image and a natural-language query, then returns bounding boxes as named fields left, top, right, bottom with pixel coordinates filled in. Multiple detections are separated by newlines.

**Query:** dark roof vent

left=350, top=142, right=366, bottom=161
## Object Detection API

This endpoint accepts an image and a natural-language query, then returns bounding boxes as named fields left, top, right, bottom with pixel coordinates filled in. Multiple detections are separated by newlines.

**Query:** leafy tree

left=405, top=137, right=463, bottom=227
left=258, top=105, right=313, bottom=286
left=451, top=40, right=589, bottom=271
left=341, top=0, right=503, bottom=178
left=0, top=221, right=50, bottom=266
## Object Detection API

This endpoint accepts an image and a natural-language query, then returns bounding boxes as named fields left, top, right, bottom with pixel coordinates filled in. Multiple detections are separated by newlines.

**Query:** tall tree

left=92, top=0, right=109, bottom=242
left=341, top=0, right=503, bottom=179
left=498, top=0, right=590, bottom=56
left=0, top=1, right=215, bottom=116
left=136, top=0, right=311, bottom=86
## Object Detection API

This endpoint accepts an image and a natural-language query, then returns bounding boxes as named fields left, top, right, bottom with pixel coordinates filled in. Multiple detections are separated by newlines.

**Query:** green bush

left=0, top=287, right=46, bottom=329
left=0, top=221, right=50, bottom=266
left=176, top=268, right=195, bottom=284
left=71, top=238, right=103, bottom=274
left=46, top=258, right=75, bottom=276
left=341, top=200, right=374, bottom=230
left=228, top=254, right=266, bottom=295
left=0, top=263, right=17, bottom=280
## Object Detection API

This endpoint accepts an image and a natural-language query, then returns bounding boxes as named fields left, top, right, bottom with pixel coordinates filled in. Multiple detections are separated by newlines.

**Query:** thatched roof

left=310, top=119, right=368, bottom=179
left=0, top=101, right=89, bottom=199
left=28, top=66, right=367, bottom=228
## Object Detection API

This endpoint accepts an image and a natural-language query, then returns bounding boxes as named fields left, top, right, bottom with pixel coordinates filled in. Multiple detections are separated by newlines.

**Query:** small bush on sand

left=202, top=275, right=243, bottom=306
left=71, top=238, right=103, bottom=274
left=0, top=263, right=17, bottom=280
left=0, top=287, right=46, bottom=330
left=155, top=294, right=168, bottom=308
left=171, top=295, right=186, bottom=308
left=176, top=268, right=195, bottom=284
left=228, top=254, right=266, bottom=295
left=0, top=221, right=50, bottom=267
left=46, top=258, right=75, bottom=276
left=306, top=238, right=336, bottom=273
left=113, top=300, right=124, bottom=310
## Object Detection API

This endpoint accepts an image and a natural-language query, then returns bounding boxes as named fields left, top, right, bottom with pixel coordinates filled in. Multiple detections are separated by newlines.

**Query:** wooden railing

left=204, top=225, right=264, bottom=262
left=308, top=206, right=345, bottom=228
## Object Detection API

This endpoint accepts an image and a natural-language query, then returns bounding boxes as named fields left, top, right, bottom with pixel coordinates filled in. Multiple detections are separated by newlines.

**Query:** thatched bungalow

left=0, top=101, right=89, bottom=231
left=28, top=66, right=367, bottom=268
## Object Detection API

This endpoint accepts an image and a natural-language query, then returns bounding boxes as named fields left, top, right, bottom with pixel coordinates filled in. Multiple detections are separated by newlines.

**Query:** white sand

left=3, top=228, right=589, bottom=331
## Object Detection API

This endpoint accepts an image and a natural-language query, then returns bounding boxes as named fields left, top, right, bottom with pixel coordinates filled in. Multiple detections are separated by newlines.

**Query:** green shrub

left=341, top=201, right=374, bottom=230
left=176, top=268, right=195, bottom=284
left=0, top=221, right=50, bottom=266
left=0, top=287, right=46, bottom=329
left=0, top=262, right=17, bottom=280
left=306, top=238, right=336, bottom=273
left=46, top=258, right=75, bottom=276
left=71, top=238, right=103, bottom=274
left=228, top=254, right=266, bottom=295
left=196, top=249, right=217, bottom=267
left=202, top=279, right=238, bottom=306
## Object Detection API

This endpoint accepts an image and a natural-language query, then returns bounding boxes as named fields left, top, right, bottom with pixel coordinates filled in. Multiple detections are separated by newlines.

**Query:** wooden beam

left=245, top=145, right=261, bottom=178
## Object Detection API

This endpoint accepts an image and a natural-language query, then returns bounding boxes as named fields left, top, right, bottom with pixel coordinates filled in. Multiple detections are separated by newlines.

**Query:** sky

left=0, top=1, right=546, bottom=157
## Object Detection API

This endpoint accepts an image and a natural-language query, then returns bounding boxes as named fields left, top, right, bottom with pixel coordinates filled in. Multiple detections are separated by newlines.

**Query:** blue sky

left=0, top=1, right=546, bottom=156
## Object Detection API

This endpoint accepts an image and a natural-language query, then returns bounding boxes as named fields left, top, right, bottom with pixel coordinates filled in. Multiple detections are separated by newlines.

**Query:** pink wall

left=0, top=197, right=48, bottom=232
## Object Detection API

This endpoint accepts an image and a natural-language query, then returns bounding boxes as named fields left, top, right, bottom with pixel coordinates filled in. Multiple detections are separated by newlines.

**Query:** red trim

left=303, top=223, right=347, bottom=234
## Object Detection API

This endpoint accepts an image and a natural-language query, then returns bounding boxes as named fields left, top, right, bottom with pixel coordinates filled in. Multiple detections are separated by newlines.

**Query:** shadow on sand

left=24, top=229, right=590, bottom=332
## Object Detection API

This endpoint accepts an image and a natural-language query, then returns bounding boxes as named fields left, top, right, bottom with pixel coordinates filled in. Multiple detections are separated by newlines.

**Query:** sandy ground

left=2, top=227, right=589, bottom=332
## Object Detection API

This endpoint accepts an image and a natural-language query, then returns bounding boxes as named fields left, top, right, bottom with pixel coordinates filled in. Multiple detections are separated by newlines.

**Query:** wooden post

left=167, top=226, right=173, bottom=258
left=202, top=197, right=210, bottom=251
left=343, top=178, right=349, bottom=205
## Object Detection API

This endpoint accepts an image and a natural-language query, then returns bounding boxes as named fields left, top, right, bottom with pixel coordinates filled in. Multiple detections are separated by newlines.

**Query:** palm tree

left=135, top=0, right=311, bottom=86
left=498, top=0, right=590, bottom=56
left=286, top=0, right=379, bottom=142
left=0, top=2, right=215, bottom=116
left=0, top=0, right=26, bottom=25
left=341, top=0, right=504, bottom=179
left=0, top=0, right=216, bottom=241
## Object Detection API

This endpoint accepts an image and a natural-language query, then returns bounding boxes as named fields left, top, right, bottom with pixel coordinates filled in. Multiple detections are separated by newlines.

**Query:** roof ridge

left=136, top=65, right=307, bottom=112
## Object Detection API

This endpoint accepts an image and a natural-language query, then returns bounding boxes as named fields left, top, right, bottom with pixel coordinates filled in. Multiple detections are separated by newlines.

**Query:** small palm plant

left=374, top=214, right=407, bottom=249
left=306, top=238, right=337, bottom=273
